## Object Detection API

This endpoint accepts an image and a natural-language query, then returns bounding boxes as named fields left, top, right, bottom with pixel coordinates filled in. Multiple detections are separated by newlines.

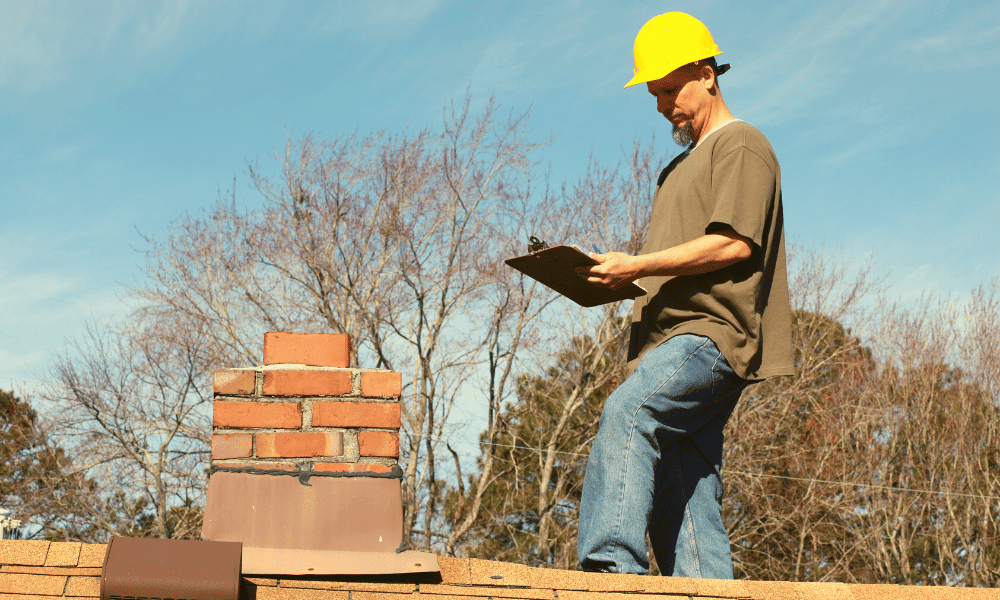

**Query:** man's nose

left=657, top=96, right=672, bottom=114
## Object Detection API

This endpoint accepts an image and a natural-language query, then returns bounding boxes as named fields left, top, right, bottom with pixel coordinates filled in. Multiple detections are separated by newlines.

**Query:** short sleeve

left=708, top=146, right=776, bottom=247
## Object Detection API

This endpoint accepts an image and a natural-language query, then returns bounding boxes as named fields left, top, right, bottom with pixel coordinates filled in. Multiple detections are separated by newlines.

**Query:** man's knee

left=597, top=376, right=651, bottom=432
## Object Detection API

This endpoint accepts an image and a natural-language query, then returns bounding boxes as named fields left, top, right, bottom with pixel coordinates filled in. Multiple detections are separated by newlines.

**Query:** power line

left=455, top=438, right=1000, bottom=503
left=723, top=470, right=1000, bottom=502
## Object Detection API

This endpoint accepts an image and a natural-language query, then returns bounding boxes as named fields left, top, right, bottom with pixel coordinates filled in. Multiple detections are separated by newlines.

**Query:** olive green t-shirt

left=627, top=120, right=793, bottom=381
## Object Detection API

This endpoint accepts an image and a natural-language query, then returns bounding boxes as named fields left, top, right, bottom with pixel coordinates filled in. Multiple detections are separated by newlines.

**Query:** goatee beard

left=672, top=122, right=695, bottom=147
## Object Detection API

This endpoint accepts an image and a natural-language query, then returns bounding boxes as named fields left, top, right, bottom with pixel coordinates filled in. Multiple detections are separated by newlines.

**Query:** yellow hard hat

left=624, top=12, right=723, bottom=89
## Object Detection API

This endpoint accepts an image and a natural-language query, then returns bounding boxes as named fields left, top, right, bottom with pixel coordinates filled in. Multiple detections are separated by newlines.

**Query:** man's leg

left=649, top=389, right=741, bottom=578
left=577, top=334, right=746, bottom=574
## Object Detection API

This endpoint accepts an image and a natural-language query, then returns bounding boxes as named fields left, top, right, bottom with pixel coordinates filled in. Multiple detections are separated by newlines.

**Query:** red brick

left=213, top=401, right=301, bottom=428
left=214, top=369, right=256, bottom=395
left=314, top=462, right=393, bottom=475
left=312, top=401, right=401, bottom=429
left=256, top=432, right=344, bottom=458
left=358, top=431, right=399, bottom=457
left=262, top=370, right=352, bottom=397
left=263, top=332, right=350, bottom=367
left=212, top=434, right=252, bottom=459
left=360, top=371, right=401, bottom=397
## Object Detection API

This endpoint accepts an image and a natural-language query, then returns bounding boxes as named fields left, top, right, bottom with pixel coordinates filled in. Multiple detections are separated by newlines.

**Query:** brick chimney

left=210, top=332, right=401, bottom=474
left=202, top=333, right=409, bottom=559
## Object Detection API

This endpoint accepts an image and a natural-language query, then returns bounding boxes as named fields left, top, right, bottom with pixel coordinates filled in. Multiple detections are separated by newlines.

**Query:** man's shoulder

left=710, top=121, right=777, bottom=161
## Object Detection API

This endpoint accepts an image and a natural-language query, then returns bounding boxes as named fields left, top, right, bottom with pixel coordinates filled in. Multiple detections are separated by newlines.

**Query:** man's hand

left=576, top=252, right=642, bottom=289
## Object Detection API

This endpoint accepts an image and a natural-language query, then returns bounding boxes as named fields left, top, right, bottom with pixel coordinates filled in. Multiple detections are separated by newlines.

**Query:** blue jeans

left=577, top=334, right=747, bottom=577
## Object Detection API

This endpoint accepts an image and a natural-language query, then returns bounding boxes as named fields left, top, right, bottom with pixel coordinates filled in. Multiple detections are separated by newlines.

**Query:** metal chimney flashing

left=100, top=536, right=242, bottom=600
left=202, top=471, right=404, bottom=554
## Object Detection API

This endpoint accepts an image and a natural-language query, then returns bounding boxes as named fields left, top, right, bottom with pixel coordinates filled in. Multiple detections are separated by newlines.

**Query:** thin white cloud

left=469, top=37, right=527, bottom=92
left=848, top=182, right=1000, bottom=307
left=898, top=3, right=1000, bottom=65
left=733, top=0, right=908, bottom=124
left=315, top=0, right=446, bottom=39
left=133, top=0, right=200, bottom=51
left=0, top=225, right=130, bottom=320
left=821, top=122, right=910, bottom=164
left=735, top=54, right=829, bottom=126
left=814, top=99, right=911, bottom=164
left=367, top=0, right=444, bottom=27
left=460, top=1, right=646, bottom=95
left=725, top=0, right=1000, bottom=164
left=0, top=346, right=47, bottom=388
left=0, top=0, right=73, bottom=90
left=43, top=143, right=82, bottom=164
left=0, top=271, right=82, bottom=307
left=733, top=0, right=1000, bottom=125
left=0, top=1, right=246, bottom=95
left=0, top=267, right=126, bottom=327
left=0, top=347, right=45, bottom=370
left=0, top=265, right=127, bottom=393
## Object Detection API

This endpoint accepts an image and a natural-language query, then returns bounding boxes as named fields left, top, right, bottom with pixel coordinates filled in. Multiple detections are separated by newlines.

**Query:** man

left=576, top=13, right=793, bottom=578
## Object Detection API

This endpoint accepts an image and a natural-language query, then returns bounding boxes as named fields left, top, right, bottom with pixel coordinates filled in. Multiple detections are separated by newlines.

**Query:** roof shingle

left=0, top=540, right=990, bottom=599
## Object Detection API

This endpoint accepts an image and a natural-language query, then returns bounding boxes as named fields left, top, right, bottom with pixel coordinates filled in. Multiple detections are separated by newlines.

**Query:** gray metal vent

left=100, top=536, right=241, bottom=600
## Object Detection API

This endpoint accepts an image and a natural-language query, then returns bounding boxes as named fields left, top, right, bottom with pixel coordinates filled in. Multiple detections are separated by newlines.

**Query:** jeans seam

left=684, top=492, right=702, bottom=577
left=710, top=353, right=719, bottom=397
left=608, top=337, right=711, bottom=566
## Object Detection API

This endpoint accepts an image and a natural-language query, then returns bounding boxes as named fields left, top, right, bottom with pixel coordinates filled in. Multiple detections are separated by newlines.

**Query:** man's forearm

left=580, top=231, right=752, bottom=289
left=638, top=231, right=752, bottom=277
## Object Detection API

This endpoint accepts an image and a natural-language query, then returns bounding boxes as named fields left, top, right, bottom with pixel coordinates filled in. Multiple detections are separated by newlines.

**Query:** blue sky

left=2, top=0, right=999, bottom=393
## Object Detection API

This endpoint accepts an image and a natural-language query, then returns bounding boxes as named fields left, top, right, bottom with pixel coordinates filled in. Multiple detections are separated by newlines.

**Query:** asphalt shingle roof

left=0, top=540, right=993, bottom=599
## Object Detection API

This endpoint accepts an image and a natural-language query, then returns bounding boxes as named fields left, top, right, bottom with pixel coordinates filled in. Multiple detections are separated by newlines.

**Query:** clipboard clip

left=528, top=236, right=549, bottom=255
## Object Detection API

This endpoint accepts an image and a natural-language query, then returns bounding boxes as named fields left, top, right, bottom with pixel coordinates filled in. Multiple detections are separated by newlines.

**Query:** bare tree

left=852, top=282, right=1000, bottom=585
left=38, top=313, right=211, bottom=541
left=725, top=253, right=1000, bottom=586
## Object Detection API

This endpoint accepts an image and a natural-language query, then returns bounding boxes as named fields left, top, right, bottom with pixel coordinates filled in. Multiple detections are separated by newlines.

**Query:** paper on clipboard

left=504, top=238, right=646, bottom=307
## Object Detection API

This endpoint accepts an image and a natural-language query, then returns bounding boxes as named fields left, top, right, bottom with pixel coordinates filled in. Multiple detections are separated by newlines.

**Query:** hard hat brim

left=623, top=49, right=723, bottom=89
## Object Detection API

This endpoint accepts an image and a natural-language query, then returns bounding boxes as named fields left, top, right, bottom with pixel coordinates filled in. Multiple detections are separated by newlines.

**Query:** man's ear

left=700, top=63, right=717, bottom=91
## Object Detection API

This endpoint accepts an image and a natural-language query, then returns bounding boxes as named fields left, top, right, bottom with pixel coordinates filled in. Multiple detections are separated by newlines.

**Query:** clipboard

left=504, top=237, right=646, bottom=307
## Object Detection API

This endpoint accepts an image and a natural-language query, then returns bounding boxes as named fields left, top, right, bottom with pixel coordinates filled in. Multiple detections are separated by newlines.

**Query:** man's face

left=646, top=64, right=708, bottom=146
